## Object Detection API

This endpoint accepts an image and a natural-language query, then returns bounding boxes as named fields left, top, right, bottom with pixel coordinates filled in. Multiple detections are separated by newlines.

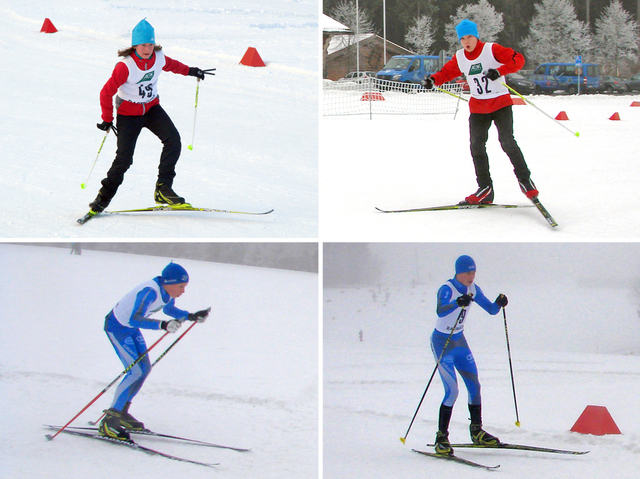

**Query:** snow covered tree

left=444, top=0, right=504, bottom=53
left=521, top=0, right=592, bottom=66
left=405, top=15, right=437, bottom=54
left=593, top=0, right=639, bottom=76
left=330, top=0, right=376, bottom=39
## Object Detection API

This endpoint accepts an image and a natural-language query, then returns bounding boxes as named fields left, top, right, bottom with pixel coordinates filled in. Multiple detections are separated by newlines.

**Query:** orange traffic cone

left=239, top=47, right=266, bottom=67
left=609, top=112, right=621, bottom=120
left=555, top=111, right=569, bottom=120
left=570, top=405, right=621, bottom=436
left=40, top=18, right=58, bottom=34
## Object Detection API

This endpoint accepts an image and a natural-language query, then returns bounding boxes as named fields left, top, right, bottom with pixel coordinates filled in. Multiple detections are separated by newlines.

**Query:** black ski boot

left=462, top=185, right=494, bottom=204
left=89, top=188, right=113, bottom=213
left=434, top=431, right=454, bottom=455
left=469, top=404, right=500, bottom=445
left=154, top=182, right=188, bottom=206
left=518, top=178, right=539, bottom=199
left=98, top=408, right=131, bottom=441
left=120, top=401, right=146, bottom=431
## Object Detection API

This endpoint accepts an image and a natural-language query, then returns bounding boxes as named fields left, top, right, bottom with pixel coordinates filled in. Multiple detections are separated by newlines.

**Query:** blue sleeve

left=436, top=284, right=459, bottom=318
left=163, top=299, right=189, bottom=320
left=474, top=285, right=501, bottom=315
left=129, top=288, right=163, bottom=330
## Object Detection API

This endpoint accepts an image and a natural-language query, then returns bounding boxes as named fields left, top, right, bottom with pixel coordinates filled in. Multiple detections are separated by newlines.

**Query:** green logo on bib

left=469, top=63, right=483, bottom=75
left=137, top=71, right=155, bottom=84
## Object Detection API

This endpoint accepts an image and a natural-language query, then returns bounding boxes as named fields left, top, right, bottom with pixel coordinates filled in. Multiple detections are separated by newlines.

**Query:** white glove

left=161, top=320, right=182, bottom=333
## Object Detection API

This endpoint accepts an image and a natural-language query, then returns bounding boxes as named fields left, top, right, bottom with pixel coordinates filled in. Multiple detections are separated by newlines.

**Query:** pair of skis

left=376, top=197, right=558, bottom=227
left=78, top=204, right=274, bottom=225
left=414, top=441, right=589, bottom=470
left=45, top=424, right=250, bottom=468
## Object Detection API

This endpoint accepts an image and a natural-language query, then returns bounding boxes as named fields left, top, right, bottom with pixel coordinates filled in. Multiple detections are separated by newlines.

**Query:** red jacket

left=432, top=41, right=525, bottom=114
left=100, top=51, right=190, bottom=122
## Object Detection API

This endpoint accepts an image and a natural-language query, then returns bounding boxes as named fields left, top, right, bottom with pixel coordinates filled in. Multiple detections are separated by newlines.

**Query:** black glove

left=188, top=67, right=216, bottom=80
left=485, top=68, right=501, bottom=81
left=421, top=75, right=434, bottom=90
left=188, top=307, right=211, bottom=323
left=495, top=294, right=508, bottom=307
left=456, top=294, right=473, bottom=307
left=97, top=121, right=117, bottom=135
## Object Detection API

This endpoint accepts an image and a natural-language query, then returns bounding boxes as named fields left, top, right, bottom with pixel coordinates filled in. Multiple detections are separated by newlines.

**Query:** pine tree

left=593, top=0, right=639, bottom=76
left=521, top=0, right=592, bottom=66
left=444, top=0, right=505, bottom=53
left=405, top=15, right=437, bottom=54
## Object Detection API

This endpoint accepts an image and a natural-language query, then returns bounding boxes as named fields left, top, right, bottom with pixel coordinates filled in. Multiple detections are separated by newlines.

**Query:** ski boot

left=462, top=185, right=494, bottom=205
left=98, top=408, right=131, bottom=441
left=434, top=431, right=454, bottom=456
left=120, top=401, right=146, bottom=431
left=89, top=189, right=113, bottom=213
left=519, top=178, right=539, bottom=199
left=470, top=424, right=500, bottom=446
left=154, top=182, right=189, bottom=207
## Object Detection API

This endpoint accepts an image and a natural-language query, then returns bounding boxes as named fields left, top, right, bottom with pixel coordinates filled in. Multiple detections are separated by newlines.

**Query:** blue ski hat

left=132, top=18, right=155, bottom=46
left=456, top=19, right=479, bottom=40
left=455, top=255, right=476, bottom=274
left=161, top=262, right=189, bottom=284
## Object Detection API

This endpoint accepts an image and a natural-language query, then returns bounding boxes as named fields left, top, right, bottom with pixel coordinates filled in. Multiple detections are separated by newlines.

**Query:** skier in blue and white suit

left=431, top=255, right=508, bottom=456
left=99, top=262, right=210, bottom=441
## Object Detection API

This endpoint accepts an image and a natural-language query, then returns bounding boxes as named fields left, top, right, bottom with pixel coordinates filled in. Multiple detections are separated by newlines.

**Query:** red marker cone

left=555, top=111, right=569, bottom=120
left=40, top=18, right=58, bottom=34
left=609, top=112, right=621, bottom=120
left=570, top=405, right=621, bottom=436
left=240, top=47, right=266, bottom=67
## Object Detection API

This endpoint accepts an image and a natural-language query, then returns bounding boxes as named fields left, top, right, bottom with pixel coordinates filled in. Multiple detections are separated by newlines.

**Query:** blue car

left=527, top=74, right=561, bottom=94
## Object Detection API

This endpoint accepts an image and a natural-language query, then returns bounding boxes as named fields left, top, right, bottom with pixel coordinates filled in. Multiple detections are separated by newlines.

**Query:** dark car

left=505, top=73, right=536, bottom=94
left=627, top=73, right=640, bottom=92
left=527, top=74, right=561, bottom=94
left=600, top=75, right=627, bottom=93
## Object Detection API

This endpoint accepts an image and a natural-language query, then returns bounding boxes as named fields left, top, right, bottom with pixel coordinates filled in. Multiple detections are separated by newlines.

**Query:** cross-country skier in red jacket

left=423, top=19, right=538, bottom=205
left=89, top=18, right=210, bottom=214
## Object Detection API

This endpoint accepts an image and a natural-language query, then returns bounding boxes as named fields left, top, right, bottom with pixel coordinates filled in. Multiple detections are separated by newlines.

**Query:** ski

left=429, top=442, right=589, bottom=455
left=44, top=427, right=218, bottom=468
left=530, top=197, right=558, bottom=227
left=78, top=204, right=274, bottom=224
left=52, top=425, right=250, bottom=452
left=412, top=449, right=500, bottom=470
left=375, top=203, right=532, bottom=213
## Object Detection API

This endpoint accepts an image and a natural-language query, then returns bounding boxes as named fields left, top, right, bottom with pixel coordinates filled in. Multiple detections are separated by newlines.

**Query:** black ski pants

left=100, top=104, right=181, bottom=200
left=468, top=105, right=531, bottom=189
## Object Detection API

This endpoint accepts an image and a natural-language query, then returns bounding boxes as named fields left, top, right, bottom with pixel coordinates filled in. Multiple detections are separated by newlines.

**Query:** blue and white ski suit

left=105, top=276, right=189, bottom=411
left=430, top=277, right=501, bottom=407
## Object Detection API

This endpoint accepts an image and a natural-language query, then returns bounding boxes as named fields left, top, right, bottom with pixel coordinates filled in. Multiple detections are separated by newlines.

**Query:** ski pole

left=81, top=128, right=113, bottom=189
left=88, top=319, right=202, bottom=426
left=502, top=307, right=521, bottom=427
left=187, top=79, right=200, bottom=151
left=502, top=82, right=580, bottom=137
left=434, top=84, right=469, bottom=102
left=46, top=331, right=170, bottom=440
left=400, top=301, right=471, bottom=444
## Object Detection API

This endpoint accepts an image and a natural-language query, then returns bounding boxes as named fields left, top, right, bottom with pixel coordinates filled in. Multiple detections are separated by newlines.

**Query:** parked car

left=534, top=63, right=601, bottom=94
left=625, top=73, right=640, bottom=92
left=376, top=55, right=444, bottom=87
left=337, top=71, right=377, bottom=84
left=450, top=76, right=470, bottom=92
left=505, top=73, right=536, bottom=94
left=600, top=75, right=628, bottom=93
left=527, top=74, right=562, bottom=94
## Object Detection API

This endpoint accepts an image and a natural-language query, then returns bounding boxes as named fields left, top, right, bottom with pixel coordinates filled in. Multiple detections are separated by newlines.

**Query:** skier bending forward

left=431, top=255, right=508, bottom=455
left=99, top=262, right=210, bottom=441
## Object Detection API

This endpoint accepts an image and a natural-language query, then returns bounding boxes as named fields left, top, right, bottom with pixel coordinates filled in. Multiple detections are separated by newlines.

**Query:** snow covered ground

left=0, top=244, right=318, bottom=477
left=320, top=93, right=640, bottom=240
left=324, top=242, right=640, bottom=479
left=0, top=0, right=318, bottom=238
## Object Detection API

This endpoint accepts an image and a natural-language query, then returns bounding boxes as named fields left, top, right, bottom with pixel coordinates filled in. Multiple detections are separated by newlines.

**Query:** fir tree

left=593, top=0, right=639, bottom=76
left=405, top=15, right=437, bottom=54
left=521, top=0, right=592, bottom=66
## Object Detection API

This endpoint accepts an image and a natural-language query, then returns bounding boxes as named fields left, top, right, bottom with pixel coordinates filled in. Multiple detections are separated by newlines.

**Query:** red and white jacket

left=432, top=41, right=525, bottom=114
left=100, top=51, right=190, bottom=122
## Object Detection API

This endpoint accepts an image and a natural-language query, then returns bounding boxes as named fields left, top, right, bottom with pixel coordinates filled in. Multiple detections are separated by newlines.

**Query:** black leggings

left=468, top=105, right=530, bottom=188
left=100, top=104, right=181, bottom=200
